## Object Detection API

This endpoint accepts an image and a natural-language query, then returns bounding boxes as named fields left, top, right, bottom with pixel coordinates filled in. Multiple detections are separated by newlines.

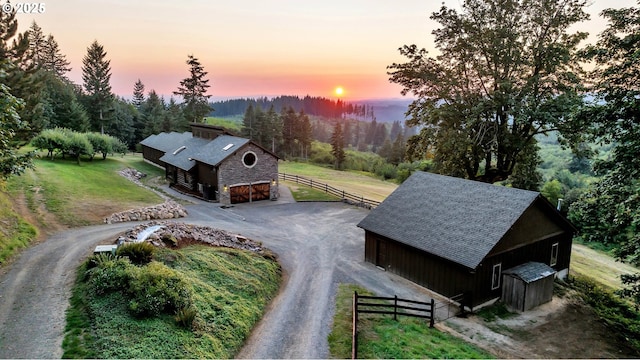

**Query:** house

left=357, top=171, right=574, bottom=310
left=140, top=124, right=279, bottom=204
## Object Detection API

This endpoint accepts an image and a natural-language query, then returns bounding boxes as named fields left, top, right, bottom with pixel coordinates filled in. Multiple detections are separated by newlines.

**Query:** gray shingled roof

left=357, top=171, right=540, bottom=270
left=159, top=137, right=210, bottom=171
left=503, top=262, right=556, bottom=283
left=190, top=135, right=250, bottom=166
left=139, top=132, right=191, bottom=153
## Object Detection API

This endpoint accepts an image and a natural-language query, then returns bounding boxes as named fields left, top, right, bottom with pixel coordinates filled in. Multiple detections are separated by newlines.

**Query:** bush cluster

left=116, top=242, right=155, bottom=265
left=84, top=253, right=193, bottom=320
left=31, top=128, right=127, bottom=162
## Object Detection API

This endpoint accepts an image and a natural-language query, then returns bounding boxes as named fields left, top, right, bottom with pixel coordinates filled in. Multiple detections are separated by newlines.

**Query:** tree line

left=211, top=95, right=377, bottom=121
left=0, top=11, right=212, bottom=174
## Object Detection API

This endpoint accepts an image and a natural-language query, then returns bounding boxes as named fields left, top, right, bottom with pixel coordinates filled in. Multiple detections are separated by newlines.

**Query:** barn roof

left=159, top=136, right=210, bottom=171
left=357, top=171, right=541, bottom=270
left=190, top=135, right=251, bottom=166
left=139, top=132, right=191, bottom=153
left=503, top=262, right=556, bottom=283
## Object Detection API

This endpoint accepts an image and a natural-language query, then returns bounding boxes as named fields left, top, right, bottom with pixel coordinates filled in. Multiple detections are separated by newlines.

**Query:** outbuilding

left=357, top=171, right=575, bottom=310
left=502, top=262, right=556, bottom=312
left=140, top=124, right=279, bottom=204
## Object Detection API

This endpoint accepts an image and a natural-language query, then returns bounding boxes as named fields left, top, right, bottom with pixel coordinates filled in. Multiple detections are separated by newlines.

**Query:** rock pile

left=117, top=221, right=270, bottom=256
left=104, top=200, right=188, bottom=224
left=119, top=167, right=147, bottom=183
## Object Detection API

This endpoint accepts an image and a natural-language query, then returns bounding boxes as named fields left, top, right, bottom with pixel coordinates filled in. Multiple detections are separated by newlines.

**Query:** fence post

left=394, top=295, right=398, bottom=321
left=352, top=291, right=358, bottom=359
left=429, top=298, right=435, bottom=328
left=342, top=190, right=345, bottom=199
left=310, top=179, right=313, bottom=188
left=296, top=175, right=299, bottom=184
left=325, top=183, right=328, bottom=193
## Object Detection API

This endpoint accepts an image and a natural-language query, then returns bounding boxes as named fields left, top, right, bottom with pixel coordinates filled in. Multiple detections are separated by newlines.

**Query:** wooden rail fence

left=279, top=173, right=381, bottom=209
left=351, top=291, right=435, bottom=359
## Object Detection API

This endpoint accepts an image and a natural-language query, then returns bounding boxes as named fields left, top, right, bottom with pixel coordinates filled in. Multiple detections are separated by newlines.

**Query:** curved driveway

left=0, top=197, right=437, bottom=358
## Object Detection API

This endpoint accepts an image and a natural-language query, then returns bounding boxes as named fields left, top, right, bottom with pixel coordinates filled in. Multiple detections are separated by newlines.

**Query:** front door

left=376, top=238, right=387, bottom=268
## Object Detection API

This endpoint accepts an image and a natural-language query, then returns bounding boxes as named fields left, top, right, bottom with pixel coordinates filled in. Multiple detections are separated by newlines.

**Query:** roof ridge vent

left=172, top=145, right=187, bottom=155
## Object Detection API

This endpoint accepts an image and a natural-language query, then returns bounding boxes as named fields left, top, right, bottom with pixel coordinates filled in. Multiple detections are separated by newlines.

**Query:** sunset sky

left=17, top=0, right=638, bottom=101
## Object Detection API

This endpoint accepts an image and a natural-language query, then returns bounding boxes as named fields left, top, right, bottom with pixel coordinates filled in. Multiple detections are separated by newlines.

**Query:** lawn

left=328, top=284, right=493, bottom=359
left=204, top=116, right=242, bottom=132
left=9, top=153, right=164, bottom=227
left=283, top=181, right=342, bottom=202
left=278, top=161, right=398, bottom=202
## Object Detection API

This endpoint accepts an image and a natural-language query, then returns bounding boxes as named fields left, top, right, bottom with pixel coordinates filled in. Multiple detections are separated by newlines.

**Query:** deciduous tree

left=388, top=0, right=589, bottom=184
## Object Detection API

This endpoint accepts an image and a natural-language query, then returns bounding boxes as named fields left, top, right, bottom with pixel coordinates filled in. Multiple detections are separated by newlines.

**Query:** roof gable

left=190, top=135, right=251, bottom=166
left=357, top=171, right=540, bottom=269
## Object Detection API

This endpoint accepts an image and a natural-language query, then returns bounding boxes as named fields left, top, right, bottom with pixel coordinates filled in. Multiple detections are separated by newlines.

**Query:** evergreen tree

left=281, top=106, right=297, bottom=158
left=331, top=122, right=345, bottom=169
left=241, top=104, right=256, bottom=140
left=132, top=79, right=145, bottom=108
left=1, top=9, right=43, bottom=137
left=106, top=98, right=135, bottom=148
left=174, top=55, right=211, bottom=123
left=27, top=21, right=45, bottom=65
left=298, top=110, right=312, bottom=159
left=81, top=40, right=113, bottom=134
left=140, top=90, right=165, bottom=138
left=42, top=35, right=71, bottom=78
left=0, top=81, right=33, bottom=179
left=166, top=97, right=187, bottom=132
left=40, top=72, right=89, bottom=131
left=390, top=133, right=406, bottom=165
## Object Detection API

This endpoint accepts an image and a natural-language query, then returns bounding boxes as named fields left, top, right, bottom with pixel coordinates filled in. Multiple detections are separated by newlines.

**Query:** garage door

left=230, top=183, right=270, bottom=204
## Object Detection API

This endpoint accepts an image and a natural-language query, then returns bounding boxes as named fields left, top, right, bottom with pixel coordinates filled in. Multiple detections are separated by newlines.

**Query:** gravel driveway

left=0, top=198, right=437, bottom=358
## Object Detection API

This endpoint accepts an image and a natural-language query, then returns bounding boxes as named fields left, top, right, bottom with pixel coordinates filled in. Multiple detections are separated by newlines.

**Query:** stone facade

left=218, top=142, right=279, bottom=205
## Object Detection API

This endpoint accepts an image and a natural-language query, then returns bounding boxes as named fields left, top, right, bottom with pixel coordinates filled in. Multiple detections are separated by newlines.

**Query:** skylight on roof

left=172, top=146, right=186, bottom=155
left=223, top=143, right=234, bottom=151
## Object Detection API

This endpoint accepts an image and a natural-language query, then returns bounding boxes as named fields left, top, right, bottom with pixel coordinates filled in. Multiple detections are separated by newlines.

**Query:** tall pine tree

left=174, top=55, right=211, bottom=123
left=81, top=40, right=113, bottom=134
left=331, top=122, right=345, bottom=170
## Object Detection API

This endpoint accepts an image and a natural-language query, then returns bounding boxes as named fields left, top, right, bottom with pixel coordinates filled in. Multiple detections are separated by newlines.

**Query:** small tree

left=331, top=122, right=345, bottom=170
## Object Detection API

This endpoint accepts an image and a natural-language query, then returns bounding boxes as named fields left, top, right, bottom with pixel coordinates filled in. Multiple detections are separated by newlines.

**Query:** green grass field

left=9, top=153, right=164, bottom=227
left=63, top=245, right=281, bottom=358
left=328, top=284, right=493, bottom=359
left=0, top=189, right=37, bottom=265
left=279, top=161, right=398, bottom=202
left=204, top=116, right=242, bottom=132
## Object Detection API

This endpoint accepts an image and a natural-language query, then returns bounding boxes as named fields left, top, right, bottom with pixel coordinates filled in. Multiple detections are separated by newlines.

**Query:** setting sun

left=335, top=86, right=344, bottom=97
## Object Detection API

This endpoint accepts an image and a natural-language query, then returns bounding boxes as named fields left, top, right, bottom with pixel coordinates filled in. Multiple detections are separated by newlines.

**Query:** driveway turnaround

left=0, top=200, right=438, bottom=359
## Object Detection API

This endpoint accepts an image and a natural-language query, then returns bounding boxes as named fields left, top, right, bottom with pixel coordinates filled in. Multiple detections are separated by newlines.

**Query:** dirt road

left=0, top=200, right=438, bottom=358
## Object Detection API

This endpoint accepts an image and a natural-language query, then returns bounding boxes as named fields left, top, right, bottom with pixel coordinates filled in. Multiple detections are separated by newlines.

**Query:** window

left=223, top=143, right=234, bottom=151
left=550, top=242, right=559, bottom=266
left=491, top=263, right=502, bottom=290
left=242, top=151, right=257, bottom=168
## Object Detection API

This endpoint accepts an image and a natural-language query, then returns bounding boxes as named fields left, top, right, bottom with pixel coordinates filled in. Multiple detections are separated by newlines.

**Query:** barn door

left=230, top=183, right=271, bottom=204
left=376, top=238, right=387, bottom=268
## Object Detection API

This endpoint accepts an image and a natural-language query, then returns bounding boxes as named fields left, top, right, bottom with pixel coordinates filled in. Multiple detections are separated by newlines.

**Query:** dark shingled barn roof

left=357, top=171, right=540, bottom=270
left=159, top=136, right=210, bottom=171
left=191, top=135, right=250, bottom=166
left=139, top=132, right=192, bottom=153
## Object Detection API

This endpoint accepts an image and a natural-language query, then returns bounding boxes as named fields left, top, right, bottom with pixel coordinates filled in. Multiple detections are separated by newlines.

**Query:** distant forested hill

left=209, top=96, right=412, bottom=123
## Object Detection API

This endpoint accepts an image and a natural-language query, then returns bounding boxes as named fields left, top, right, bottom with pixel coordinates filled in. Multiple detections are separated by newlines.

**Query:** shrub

left=127, top=261, right=191, bottom=317
left=175, top=306, right=197, bottom=329
left=87, top=256, right=133, bottom=295
left=116, top=242, right=155, bottom=265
